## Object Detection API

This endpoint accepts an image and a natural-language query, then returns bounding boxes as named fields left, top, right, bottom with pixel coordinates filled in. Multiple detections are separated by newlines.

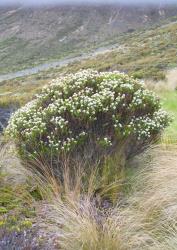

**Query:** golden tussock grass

left=26, top=145, right=177, bottom=250
left=1, top=139, right=177, bottom=249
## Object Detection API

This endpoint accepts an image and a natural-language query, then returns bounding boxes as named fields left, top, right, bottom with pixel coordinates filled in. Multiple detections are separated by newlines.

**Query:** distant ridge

left=0, top=4, right=177, bottom=74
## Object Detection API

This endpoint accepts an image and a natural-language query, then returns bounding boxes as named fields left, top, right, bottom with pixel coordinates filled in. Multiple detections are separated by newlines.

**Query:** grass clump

left=6, top=70, right=170, bottom=178
left=31, top=146, right=177, bottom=250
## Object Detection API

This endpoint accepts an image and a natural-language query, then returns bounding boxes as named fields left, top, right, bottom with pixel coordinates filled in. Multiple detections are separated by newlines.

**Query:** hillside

left=1, top=4, right=177, bottom=74
left=1, top=16, right=177, bottom=104
left=58, top=18, right=177, bottom=80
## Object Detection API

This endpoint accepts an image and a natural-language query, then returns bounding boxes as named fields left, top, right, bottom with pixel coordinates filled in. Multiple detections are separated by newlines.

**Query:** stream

left=0, top=44, right=119, bottom=82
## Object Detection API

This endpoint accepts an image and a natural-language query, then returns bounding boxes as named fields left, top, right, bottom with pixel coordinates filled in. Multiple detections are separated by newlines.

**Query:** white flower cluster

left=6, top=69, right=170, bottom=155
left=130, top=89, right=159, bottom=108
left=125, top=109, right=170, bottom=140
left=46, top=131, right=87, bottom=151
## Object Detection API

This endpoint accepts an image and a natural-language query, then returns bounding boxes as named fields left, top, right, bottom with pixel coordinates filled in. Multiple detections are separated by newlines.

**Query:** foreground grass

left=160, top=90, right=177, bottom=141
left=0, top=174, right=35, bottom=232
left=32, top=146, right=177, bottom=250
left=0, top=143, right=36, bottom=232
left=0, top=136, right=177, bottom=249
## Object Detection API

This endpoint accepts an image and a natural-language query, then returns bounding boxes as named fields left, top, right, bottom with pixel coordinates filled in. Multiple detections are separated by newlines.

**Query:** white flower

left=6, top=69, right=170, bottom=154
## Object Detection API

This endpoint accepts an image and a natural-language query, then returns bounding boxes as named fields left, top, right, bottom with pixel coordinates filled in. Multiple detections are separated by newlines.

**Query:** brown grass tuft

left=34, top=146, right=177, bottom=250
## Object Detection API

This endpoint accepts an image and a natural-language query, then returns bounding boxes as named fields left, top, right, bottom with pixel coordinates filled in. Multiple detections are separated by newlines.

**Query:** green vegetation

left=6, top=70, right=170, bottom=179
left=160, top=90, right=177, bottom=141
left=24, top=146, right=177, bottom=250
left=0, top=78, right=45, bottom=107
left=60, top=21, right=177, bottom=81
left=0, top=173, right=35, bottom=232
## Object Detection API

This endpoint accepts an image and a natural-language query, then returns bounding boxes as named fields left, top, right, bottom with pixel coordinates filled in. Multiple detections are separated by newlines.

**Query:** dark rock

left=0, top=108, right=15, bottom=133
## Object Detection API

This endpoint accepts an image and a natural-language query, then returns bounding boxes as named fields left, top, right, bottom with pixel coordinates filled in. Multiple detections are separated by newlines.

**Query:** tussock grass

left=29, top=146, right=177, bottom=250
left=1, top=139, right=177, bottom=249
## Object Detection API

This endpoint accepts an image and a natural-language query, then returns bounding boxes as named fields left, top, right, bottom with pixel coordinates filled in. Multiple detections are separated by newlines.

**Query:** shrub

left=6, top=70, right=170, bottom=172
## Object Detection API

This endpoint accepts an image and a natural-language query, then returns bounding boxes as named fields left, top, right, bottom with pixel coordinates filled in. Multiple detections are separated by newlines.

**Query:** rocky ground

left=0, top=108, right=14, bottom=133
left=0, top=206, right=61, bottom=250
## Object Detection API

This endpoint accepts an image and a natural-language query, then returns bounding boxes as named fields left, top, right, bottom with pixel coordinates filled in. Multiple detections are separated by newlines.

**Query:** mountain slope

left=1, top=16, right=177, bottom=107
left=61, top=19, right=177, bottom=79
left=1, top=4, right=177, bottom=74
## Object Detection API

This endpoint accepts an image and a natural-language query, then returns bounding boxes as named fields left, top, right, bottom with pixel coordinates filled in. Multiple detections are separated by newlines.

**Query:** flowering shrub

left=6, top=70, right=170, bottom=168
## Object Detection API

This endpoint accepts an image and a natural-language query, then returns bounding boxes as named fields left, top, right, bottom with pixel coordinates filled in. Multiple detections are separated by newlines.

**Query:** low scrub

left=6, top=70, right=170, bottom=176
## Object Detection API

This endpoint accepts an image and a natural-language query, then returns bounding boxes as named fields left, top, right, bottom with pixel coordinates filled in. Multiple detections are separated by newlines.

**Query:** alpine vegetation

left=6, top=70, right=170, bottom=173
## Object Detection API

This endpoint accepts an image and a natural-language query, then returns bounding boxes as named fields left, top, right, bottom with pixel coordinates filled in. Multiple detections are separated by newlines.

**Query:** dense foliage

left=6, top=70, right=170, bottom=167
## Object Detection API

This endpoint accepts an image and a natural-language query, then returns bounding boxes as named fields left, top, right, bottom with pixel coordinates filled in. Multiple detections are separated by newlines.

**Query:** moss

left=0, top=220, right=5, bottom=227
left=29, top=187, right=43, bottom=201
left=0, top=207, right=8, bottom=214
left=19, top=220, right=33, bottom=229
left=0, top=173, right=36, bottom=231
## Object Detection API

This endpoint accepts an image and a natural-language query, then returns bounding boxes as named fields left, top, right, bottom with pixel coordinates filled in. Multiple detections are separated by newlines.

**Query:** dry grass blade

left=32, top=146, right=177, bottom=250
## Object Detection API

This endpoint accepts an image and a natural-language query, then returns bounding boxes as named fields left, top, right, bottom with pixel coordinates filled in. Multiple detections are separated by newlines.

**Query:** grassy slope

left=1, top=16, right=177, bottom=106
left=1, top=5, right=176, bottom=74
left=160, top=90, right=177, bottom=140
left=58, top=17, right=177, bottom=80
